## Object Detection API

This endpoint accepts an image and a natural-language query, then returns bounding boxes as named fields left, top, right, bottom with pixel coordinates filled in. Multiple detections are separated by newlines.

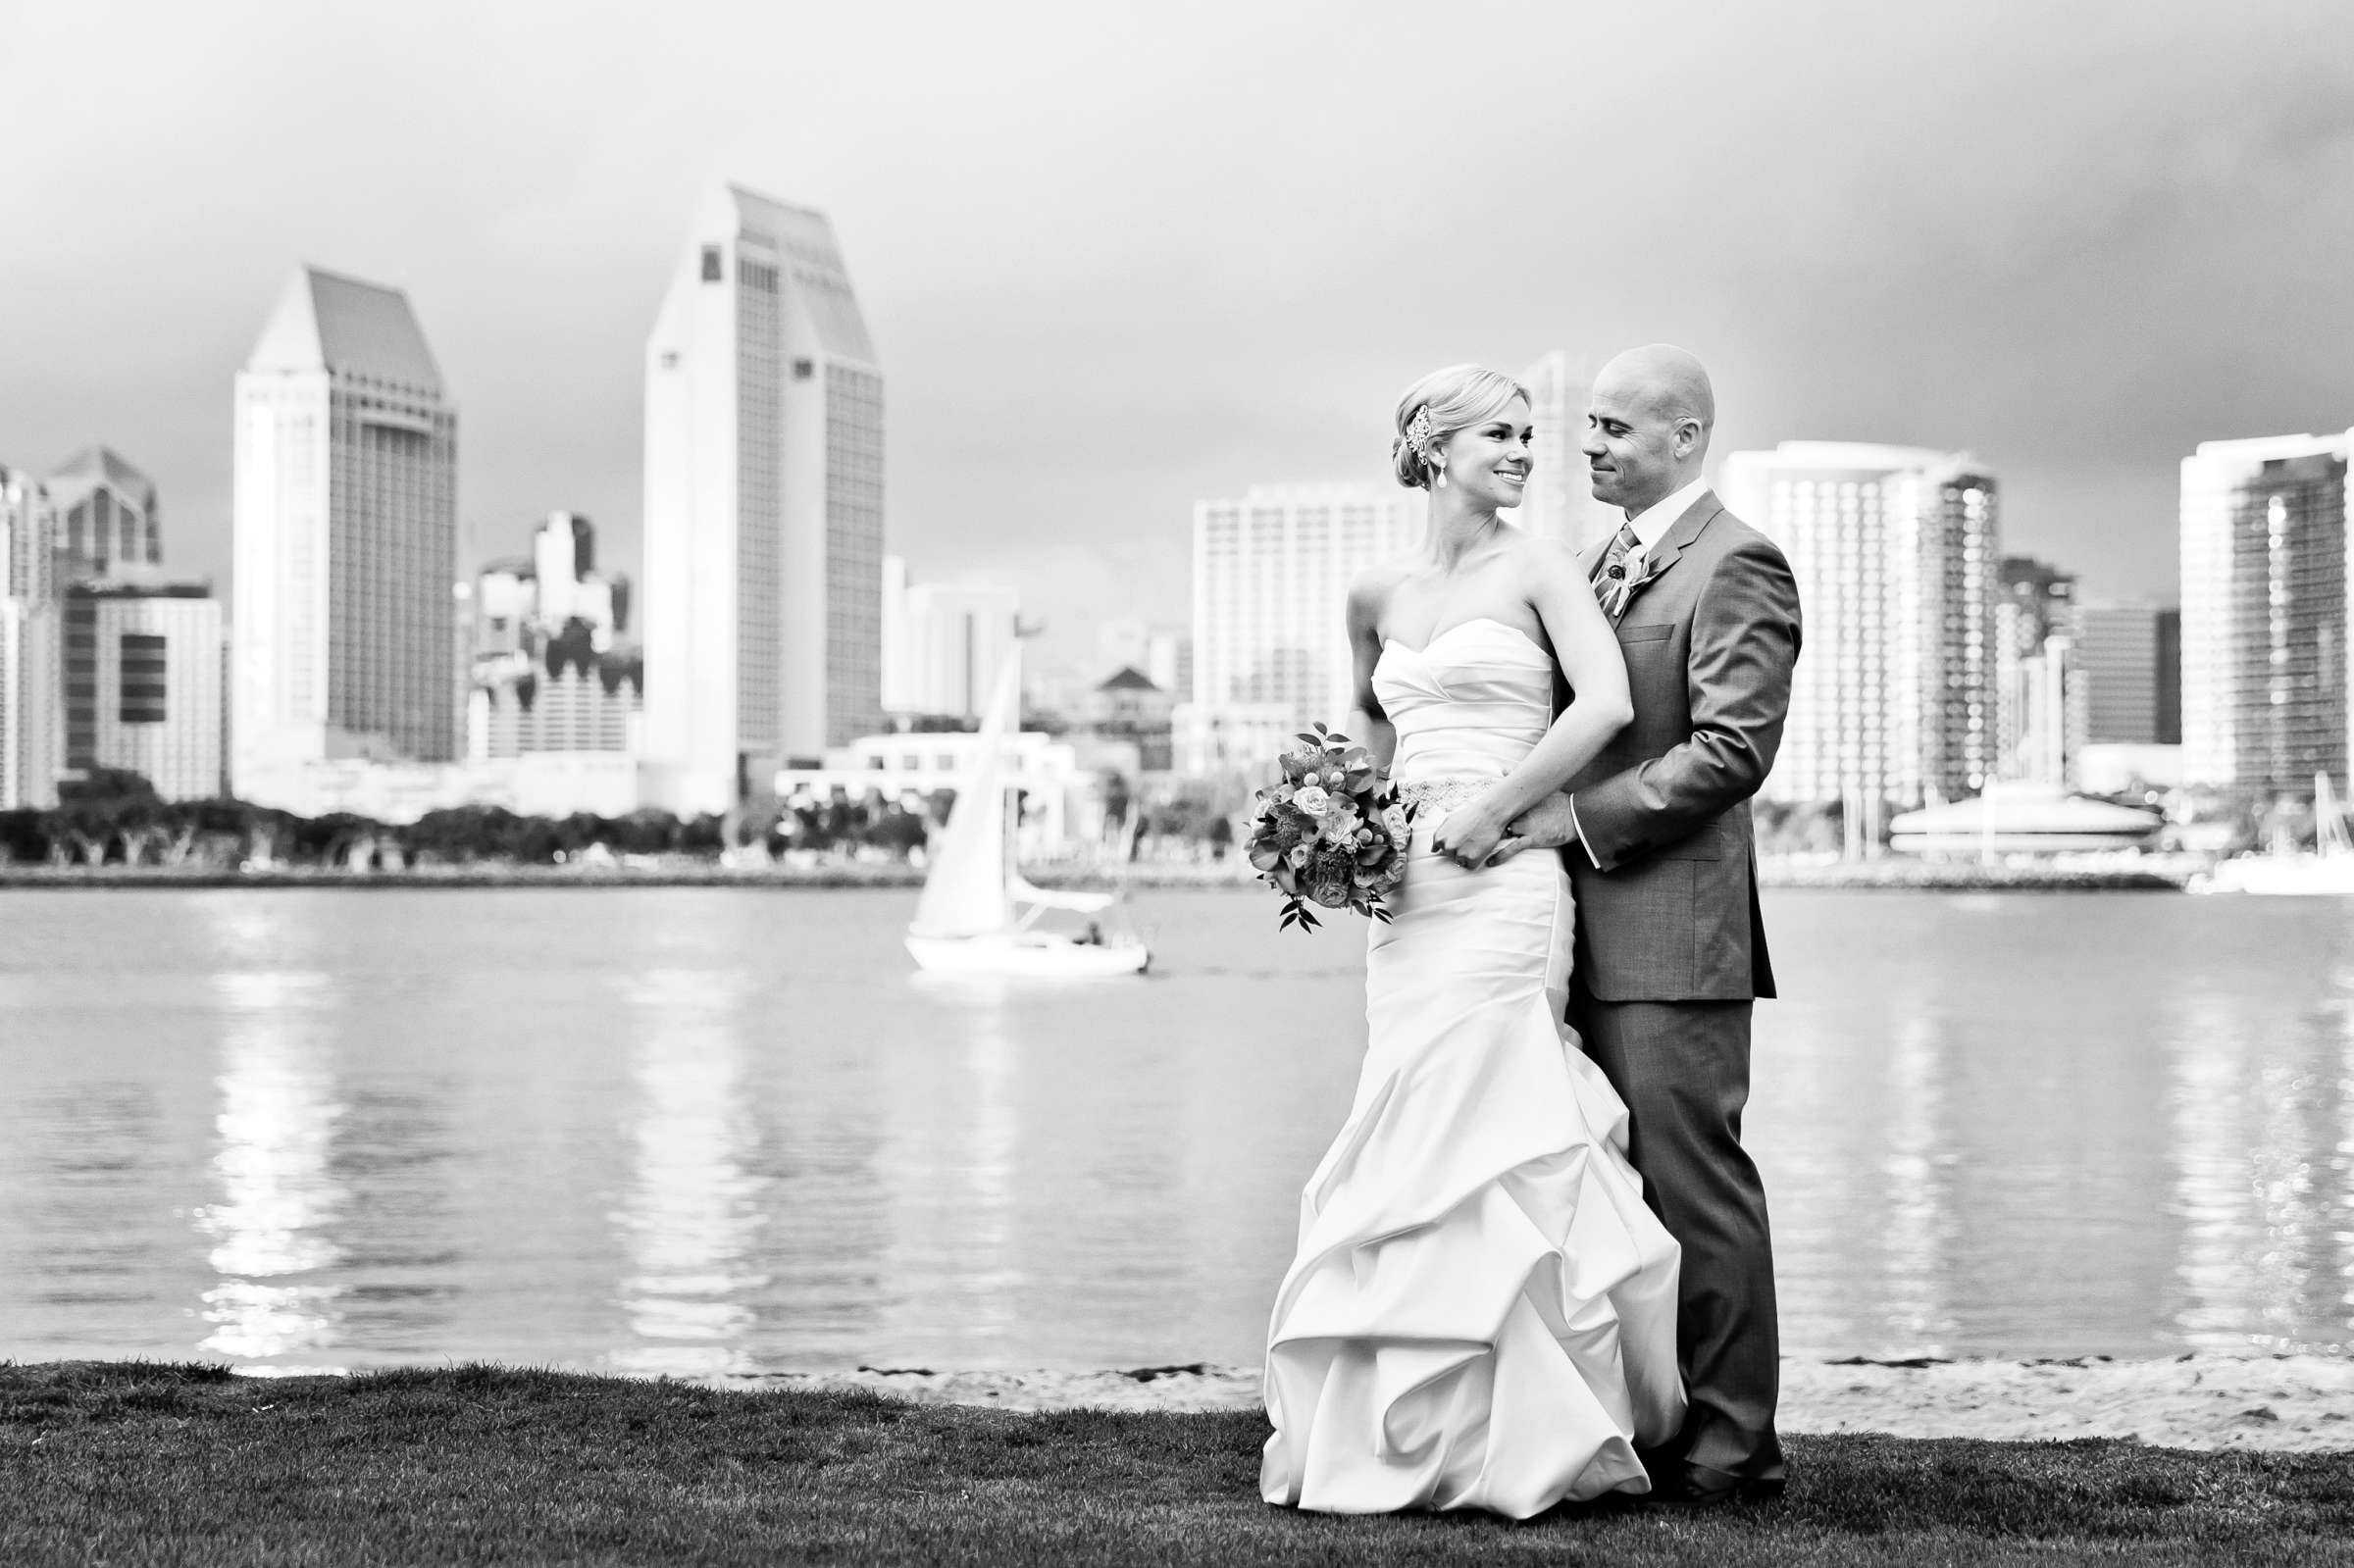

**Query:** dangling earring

left=1433, top=465, right=1449, bottom=489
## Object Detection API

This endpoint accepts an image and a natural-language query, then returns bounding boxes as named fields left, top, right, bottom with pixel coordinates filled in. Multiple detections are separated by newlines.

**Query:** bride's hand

left=1430, top=798, right=1511, bottom=870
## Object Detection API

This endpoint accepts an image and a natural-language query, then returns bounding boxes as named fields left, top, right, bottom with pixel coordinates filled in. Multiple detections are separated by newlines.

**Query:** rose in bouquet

left=1245, top=724, right=1415, bottom=932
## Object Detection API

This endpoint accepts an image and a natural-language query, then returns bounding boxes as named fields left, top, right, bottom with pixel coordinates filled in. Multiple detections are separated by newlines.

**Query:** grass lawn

left=2, top=1361, right=2351, bottom=1566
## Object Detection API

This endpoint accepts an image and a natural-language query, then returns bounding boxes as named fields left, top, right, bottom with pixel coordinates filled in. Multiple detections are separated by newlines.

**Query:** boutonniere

left=1600, top=555, right=1660, bottom=619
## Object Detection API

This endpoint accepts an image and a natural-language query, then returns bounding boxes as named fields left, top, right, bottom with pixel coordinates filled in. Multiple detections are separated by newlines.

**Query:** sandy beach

left=705, top=1354, right=2354, bottom=1451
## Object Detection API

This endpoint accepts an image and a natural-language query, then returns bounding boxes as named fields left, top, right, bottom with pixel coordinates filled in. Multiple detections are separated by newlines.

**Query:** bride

left=1259, top=365, right=1684, bottom=1517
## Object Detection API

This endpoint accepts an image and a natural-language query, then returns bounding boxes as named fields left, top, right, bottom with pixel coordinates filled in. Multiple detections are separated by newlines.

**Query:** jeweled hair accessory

left=1404, top=405, right=1435, bottom=462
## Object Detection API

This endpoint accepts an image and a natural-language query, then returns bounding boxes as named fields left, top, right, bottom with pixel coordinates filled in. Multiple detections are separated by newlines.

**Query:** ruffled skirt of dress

left=1260, top=827, right=1684, bottom=1518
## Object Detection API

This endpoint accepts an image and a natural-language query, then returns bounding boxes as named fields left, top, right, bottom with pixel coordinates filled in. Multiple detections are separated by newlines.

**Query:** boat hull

left=904, top=933, right=1151, bottom=977
left=2199, top=856, right=2354, bottom=896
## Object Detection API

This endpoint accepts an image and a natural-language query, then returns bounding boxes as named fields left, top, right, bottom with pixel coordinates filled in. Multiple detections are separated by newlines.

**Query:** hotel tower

left=1181, top=483, right=1426, bottom=775
left=231, top=266, right=459, bottom=799
left=640, top=183, right=885, bottom=813
left=1721, top=442, right=1997, bottom=814
left=2179, top=433, right=2349, bottom=798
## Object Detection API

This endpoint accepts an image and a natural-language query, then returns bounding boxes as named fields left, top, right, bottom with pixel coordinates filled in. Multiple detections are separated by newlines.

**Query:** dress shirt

left=1616, top=476, right=1711, bottom=577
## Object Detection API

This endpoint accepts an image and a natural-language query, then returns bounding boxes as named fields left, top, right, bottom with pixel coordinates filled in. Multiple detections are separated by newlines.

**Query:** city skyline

left=9, top=2, right=2346, bottom=671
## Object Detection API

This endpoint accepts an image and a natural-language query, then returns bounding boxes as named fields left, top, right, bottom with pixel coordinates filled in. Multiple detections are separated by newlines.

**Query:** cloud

left=4, top=0, right=2349, bottom=659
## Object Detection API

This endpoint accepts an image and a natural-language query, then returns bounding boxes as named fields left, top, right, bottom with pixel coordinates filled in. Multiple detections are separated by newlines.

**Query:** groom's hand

left=1491, top=793, right=1579, bottom=865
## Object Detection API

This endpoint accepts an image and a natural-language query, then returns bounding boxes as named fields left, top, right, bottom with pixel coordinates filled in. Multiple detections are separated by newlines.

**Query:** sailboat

left=2201, top=772, right=2354, bottom=896
left=903, top=662, right=1150, bottom=976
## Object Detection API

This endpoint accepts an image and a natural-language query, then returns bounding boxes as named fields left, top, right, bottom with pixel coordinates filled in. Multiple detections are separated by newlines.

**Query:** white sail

left=909, top=661, right=1021, bottom=939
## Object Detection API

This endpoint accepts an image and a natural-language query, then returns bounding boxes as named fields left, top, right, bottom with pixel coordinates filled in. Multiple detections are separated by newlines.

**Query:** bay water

left=3, top=886, right=2349, bottom=1374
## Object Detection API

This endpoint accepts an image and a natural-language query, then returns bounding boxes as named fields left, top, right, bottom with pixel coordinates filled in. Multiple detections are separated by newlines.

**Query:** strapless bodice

left=1373, top=618, right=1553, bottom=788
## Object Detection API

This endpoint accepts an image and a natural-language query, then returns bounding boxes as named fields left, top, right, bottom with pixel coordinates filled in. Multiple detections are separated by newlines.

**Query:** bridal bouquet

left=1246, top=725, right=1414, bottom=932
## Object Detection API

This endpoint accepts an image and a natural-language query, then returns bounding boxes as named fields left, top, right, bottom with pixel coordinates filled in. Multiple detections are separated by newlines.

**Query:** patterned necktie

left=1590, top=522, right=1641, bottom=592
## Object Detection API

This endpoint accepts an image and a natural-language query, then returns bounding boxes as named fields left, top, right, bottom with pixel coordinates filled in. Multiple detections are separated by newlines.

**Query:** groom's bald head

left=1584, top=345, right=1715, bottom=514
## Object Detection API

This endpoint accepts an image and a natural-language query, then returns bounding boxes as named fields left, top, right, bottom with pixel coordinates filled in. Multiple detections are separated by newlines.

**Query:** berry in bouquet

left=1246, top=724, right=1415, bottom=932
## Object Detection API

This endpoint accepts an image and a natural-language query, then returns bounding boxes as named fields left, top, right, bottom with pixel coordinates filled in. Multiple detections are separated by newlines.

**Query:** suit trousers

left=1569, top=980, right=1785, bottom=1483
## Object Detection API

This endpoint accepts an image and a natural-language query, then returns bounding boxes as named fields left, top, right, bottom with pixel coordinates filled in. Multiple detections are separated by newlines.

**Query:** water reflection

left=875, top=980, right=1025, bottom=1353
left=5, top=888, right=2354, bottom=1369
left=194, top=970, right=345, bottom=1366
left=1878, top=1015, right=1949, bottom=1349
left=609, top=968, right=767, bottom=1375
left=2167, top=943, right=2354, bottom=1353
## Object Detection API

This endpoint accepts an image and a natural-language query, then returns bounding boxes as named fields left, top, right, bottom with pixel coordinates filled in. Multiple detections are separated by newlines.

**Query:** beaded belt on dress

left=1394, top=777, right=1491, bottom=815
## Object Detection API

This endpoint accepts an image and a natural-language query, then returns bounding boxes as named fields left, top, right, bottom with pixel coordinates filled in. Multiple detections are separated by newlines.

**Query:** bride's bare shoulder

left=1346, top=559, right=1411, bottom=626
left=1500, top=528, right=1585, bottom=578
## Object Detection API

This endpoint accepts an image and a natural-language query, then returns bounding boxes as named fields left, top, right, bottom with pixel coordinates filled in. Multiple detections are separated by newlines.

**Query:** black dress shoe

left=1642, top=1462, right=1785, bottom=1509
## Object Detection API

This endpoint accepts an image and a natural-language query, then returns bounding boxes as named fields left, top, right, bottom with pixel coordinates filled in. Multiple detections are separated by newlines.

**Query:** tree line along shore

left=0, top=770, right=2191, bottom=890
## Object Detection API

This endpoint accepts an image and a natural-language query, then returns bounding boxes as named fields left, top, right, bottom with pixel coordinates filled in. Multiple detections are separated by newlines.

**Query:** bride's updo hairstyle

left=1390, top=364, right=1529, bottom=490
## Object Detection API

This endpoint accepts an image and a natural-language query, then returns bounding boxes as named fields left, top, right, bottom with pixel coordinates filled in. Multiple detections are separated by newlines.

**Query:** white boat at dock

left=2194, top=773, right=2354, bottom=897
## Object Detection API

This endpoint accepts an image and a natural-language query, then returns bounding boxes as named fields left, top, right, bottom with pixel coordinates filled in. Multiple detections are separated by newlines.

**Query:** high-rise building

left=62, top=582, right=224, bottom=801
left=640, top=183, right=885, bottom=812
left=1721, top=442, right=1997, bottom=811
left=0, top=466, right=63, bottom=808
left=880, top=556, right=1018, bottom=722
left=231, top=265, right=459, bottom=803
left=466, top=513, right=641, bottom=762
left=1993, top=556, right=2076, bottom=784
left=2180, top=433, right=2349, bottom=797
left=45, top=447, right=161, bottom=581
left=2157, top=606, right=2181, bottom=745
left=1513, top=351, right=1612, bottom=552
left=1188, top=484, right=1426, bottom=767
left=1144, top=628, right=1192, bottom=702
left=2073, top=598, right=2181, bottom=747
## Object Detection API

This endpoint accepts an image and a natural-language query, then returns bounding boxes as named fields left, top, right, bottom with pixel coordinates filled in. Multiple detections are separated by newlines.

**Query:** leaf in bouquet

left=1249, top=840, right=1282, bottom=873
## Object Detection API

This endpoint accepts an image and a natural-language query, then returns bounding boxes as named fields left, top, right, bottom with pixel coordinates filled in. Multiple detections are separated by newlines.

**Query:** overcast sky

left=5, top=0, right=2350, bottom=671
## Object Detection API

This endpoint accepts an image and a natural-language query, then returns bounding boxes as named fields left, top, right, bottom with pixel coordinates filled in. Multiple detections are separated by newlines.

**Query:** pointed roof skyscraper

left=231, top=265, right=459, bottom=804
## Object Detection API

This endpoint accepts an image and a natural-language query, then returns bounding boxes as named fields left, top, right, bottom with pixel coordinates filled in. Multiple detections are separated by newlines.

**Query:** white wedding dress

left=1260, top=618, right=1685, bottom=1518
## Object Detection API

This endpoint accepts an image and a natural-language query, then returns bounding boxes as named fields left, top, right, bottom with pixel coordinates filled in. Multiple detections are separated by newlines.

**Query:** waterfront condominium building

left=62, top=581, right=225, bottom=801
left=880, top=556, right=1019, bottom=723
left=231, top=266, right=459, bottom=801
left=640, top=182, right=885, bottom=813
left=2180, top=433, right=2349, bottom=797
left=1720, top=443, right=1998, bottom=812
left=0, top=465, right=63, bottom=808
left=45, top=446, right=161, bottom=581
left=1185, top=483, right=1426, bottom=772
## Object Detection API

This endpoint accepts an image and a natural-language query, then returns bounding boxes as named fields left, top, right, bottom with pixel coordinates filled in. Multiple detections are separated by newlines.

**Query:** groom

left=1501, top=345, right=1801, bottom=1505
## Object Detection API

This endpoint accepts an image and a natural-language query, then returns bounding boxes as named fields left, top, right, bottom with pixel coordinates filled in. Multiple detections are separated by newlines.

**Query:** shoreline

left=697, top=1353, right=2354, bottom=1450
left=0, top=859, right=2197, bottom=891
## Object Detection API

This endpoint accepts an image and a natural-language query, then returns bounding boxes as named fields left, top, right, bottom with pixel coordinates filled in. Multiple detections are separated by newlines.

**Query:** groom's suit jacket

left=1562, top=490, right=1802, bottom=1003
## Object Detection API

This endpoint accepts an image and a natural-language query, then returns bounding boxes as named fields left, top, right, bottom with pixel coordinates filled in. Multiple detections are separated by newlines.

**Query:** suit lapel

left=1612, top=490, right=1723, bottom=620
